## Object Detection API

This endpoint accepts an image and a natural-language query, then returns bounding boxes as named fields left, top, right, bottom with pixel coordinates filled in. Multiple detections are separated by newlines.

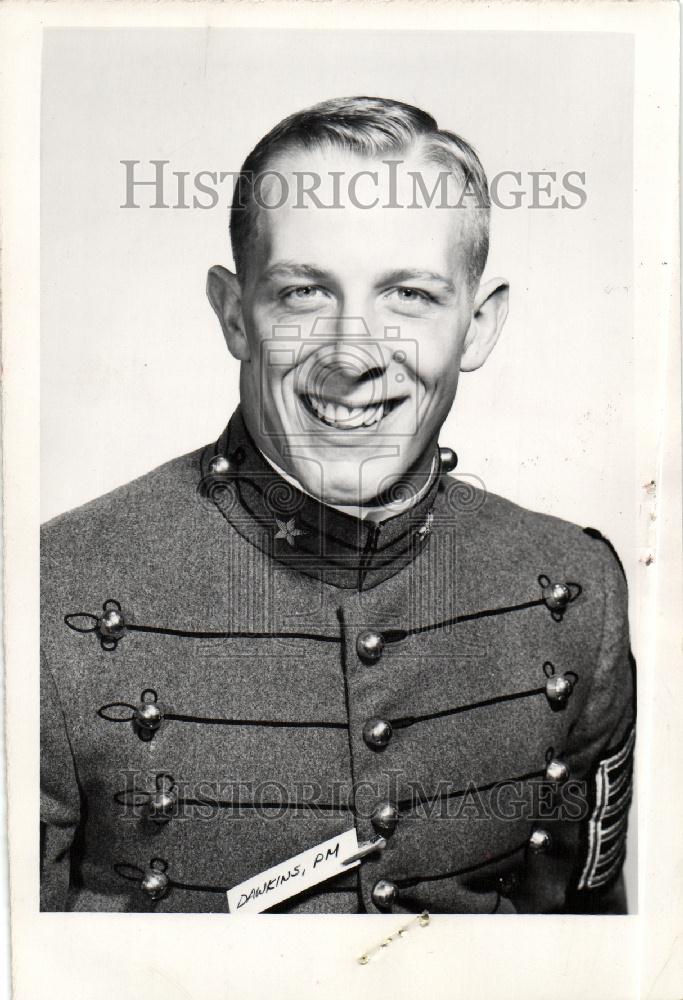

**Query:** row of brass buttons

left=368, top=826, right=554, bottom=911
left=94, top=581, right=573, bottom=660
left=135, top=756, right=568, bottom=829
left=128, top=674, right=574, bottom=745
left=136, top=822, right=554, bottom=906
left=356, top=579, right=572, bottom=667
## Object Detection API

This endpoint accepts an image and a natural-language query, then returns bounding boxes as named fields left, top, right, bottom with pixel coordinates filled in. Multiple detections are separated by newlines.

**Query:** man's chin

left=294, top=460, right=415, bottom=508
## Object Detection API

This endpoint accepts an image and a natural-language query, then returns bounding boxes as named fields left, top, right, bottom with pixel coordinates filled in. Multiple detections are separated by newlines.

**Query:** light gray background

left=40, top=27, right=635, bottom=905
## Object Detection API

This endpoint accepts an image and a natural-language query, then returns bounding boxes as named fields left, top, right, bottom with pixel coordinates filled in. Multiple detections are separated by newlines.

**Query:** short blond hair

left=229, top=96, right=490, bottom=291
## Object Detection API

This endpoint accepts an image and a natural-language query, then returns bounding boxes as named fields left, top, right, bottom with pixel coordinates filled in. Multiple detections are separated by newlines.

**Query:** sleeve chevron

left=577, top=724, right=635, bottom=890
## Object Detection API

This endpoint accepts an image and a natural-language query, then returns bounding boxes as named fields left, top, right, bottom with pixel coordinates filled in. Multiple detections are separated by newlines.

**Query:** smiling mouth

left=300, top=393, right=406, bottom=430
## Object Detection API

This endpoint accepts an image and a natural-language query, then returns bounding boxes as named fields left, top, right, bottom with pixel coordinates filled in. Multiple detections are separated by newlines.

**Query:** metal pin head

left=342, top=834, right=386, bottom=866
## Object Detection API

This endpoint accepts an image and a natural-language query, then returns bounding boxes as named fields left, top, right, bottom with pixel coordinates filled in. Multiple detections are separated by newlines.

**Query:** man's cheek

left=410, top=356, right=453, bottom=392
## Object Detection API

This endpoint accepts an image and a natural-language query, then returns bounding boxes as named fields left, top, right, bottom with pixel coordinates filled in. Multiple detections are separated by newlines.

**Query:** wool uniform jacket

left=40, top=408, right=636, bottom=914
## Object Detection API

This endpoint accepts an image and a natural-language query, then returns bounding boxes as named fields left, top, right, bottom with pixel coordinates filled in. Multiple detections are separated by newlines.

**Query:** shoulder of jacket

left=447, top=476, right=624, bottom=576
left=40, top=445, right=207, bottom=553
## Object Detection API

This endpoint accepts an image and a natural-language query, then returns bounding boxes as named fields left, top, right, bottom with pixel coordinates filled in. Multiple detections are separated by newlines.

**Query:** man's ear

left=206, top=265, right=251, bottom=362
left=460, top=277, right=509, bottom=372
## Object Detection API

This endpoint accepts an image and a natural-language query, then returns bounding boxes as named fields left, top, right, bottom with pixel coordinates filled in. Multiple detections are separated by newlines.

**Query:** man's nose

left=309, top=315, right=388, bottom=389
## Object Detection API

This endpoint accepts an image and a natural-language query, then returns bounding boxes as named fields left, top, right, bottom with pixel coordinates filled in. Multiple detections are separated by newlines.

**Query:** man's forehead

left=250, top=148, right=473, bottom=279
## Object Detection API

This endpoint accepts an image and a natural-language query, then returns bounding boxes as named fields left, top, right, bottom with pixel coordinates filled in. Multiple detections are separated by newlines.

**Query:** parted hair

left=229, top=96, right=490, bottom=291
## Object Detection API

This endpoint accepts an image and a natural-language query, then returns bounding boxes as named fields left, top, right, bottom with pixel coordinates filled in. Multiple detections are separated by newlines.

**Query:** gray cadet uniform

left=41, top=408, right=635, bottom=914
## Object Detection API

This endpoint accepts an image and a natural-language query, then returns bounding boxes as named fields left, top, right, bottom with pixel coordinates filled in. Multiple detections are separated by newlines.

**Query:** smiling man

left=41, top=97, right=636, bottom=914
left=207, top=135, right=506, bottom=510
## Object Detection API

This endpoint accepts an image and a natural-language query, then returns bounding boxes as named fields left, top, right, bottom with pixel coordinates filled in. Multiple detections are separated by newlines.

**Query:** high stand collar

left=199, top=408, right=444, bottom=591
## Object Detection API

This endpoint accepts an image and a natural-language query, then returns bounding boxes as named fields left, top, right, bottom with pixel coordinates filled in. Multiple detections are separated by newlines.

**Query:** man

left=41, top=96, right=635, bottom=914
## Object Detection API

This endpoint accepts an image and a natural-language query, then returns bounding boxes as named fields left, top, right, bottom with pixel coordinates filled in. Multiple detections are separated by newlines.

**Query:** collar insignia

left=274, top=518, right=306, bottom=548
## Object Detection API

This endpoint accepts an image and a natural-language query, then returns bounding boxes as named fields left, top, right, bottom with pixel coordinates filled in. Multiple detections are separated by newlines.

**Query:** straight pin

left=357, top=911, right=430, bottom=965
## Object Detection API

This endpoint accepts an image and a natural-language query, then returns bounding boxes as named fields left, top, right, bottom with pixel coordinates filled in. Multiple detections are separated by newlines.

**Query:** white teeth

left=344, top=407, right=366, bottom=428
left=305, top=395, right=389, bottom=429
left=362, top=404, right=382, bottom=426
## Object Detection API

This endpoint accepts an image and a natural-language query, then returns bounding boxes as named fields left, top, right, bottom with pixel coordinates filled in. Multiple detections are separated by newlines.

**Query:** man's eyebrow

left=260, top=262, right=456, bottom=293
left=377, top=269, right=456, bottom=293
left=261, top=261, right=331, bottom=282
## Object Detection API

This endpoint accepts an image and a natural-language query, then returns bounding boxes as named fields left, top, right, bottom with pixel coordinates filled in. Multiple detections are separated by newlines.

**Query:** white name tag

left=226, top=828, right=360, bottom=914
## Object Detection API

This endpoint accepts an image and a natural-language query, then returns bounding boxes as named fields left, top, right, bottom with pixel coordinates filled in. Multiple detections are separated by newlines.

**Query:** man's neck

left=259, top=449, right=438, bottom=523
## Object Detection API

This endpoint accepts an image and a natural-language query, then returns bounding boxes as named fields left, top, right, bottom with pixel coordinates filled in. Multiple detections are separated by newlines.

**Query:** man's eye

left=388, top=287, right=435, bottom=305
left=282, top=285, right=328, bottom=303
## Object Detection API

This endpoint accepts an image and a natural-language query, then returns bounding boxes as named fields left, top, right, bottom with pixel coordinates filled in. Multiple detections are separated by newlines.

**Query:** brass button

left=529, top=828, right=552, bottom=853
left=98, top=606, right=125, bottom=639
left=542, top=582, right=571, bottom=610
left=141, top=869, right=169, bottom=900
left=134, top=701, right=162, bottom=733
left=545, top=675, right=573, bottom=706
left=363, top=718, right=393, bottom=750
left=356, top=630, right=385, bottom=664
left=439, top=446, right=458, bottom=473
left=147, top=776, right=177, bottom=823
left=545, top=759, right=569, bottom=783
left=371, top=879, right=398, bottom=911
left=208, top=455, right=232, bottom=476
left=371, top=802, right=399, bottom=837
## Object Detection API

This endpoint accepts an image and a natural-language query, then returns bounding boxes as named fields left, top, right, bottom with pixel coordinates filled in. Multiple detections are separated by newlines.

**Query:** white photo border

left=1, top=2, right=680, bottom=999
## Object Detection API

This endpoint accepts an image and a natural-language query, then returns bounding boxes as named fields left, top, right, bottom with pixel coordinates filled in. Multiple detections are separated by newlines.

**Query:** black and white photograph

left=2, top=2, right=680, bottom=997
